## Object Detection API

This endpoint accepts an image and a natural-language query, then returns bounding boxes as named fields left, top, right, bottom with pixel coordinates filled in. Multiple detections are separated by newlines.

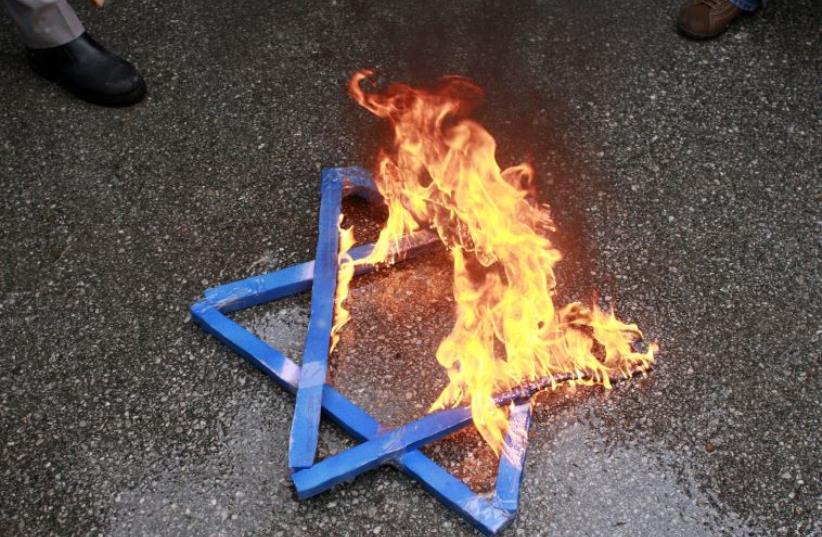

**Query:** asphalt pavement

left=0, top=1, right=819, bottom=536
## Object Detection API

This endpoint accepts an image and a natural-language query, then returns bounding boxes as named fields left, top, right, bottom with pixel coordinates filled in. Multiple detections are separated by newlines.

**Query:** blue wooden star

left=190, top=167, right=532, bottom=535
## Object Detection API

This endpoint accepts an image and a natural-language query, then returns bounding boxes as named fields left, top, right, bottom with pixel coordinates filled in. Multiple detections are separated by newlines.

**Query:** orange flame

left=334, top=70, right=656, bottom=454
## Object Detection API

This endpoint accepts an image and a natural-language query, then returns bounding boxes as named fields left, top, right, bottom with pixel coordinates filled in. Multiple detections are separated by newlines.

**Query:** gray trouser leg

left=2, top=0, right=84, bottom=49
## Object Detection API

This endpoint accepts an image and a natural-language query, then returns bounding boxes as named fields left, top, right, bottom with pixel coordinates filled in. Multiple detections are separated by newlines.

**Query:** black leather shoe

left=26, top=32, right=146, bottom=107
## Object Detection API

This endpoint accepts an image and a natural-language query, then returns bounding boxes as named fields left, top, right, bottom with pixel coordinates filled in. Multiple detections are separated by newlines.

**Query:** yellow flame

left=334, top=70, right=656, bottom=454
left=331, top=216, right=356, bottom=353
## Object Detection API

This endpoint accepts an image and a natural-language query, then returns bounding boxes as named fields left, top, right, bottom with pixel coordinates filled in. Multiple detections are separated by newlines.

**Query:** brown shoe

left=677, top=0, right=742, bottom=40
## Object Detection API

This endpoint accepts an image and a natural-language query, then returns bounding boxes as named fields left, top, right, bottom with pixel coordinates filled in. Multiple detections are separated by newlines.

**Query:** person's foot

left=677, top=0, right=742, bottom=40
left=26, top=32, right=146, bottom=107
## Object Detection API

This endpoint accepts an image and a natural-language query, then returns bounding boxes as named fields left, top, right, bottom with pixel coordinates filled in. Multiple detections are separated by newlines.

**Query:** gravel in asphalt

left=1, top=1, right=819, bottom=536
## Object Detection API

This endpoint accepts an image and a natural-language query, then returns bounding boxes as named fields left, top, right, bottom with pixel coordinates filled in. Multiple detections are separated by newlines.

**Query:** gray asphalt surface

left=1, top=1, right=820, bottom=536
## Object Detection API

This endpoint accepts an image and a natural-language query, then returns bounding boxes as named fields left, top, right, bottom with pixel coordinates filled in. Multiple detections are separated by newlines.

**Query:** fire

left=331, top=216, right=356, bottom=353
left=333, top=70, right=656, bottom=455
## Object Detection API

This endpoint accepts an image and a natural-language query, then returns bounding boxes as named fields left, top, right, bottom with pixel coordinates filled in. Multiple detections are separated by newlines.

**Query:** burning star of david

left=191, top=167, right=533, bottom=535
